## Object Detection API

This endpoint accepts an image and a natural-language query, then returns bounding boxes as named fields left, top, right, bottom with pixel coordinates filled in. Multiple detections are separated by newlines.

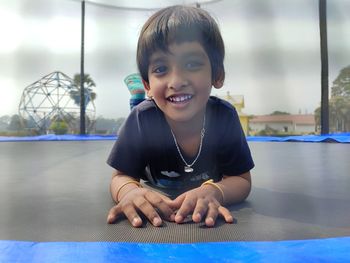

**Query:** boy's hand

left=171, top=185, right=234, bottom=227
left=107, top=188, right=175, bottom=227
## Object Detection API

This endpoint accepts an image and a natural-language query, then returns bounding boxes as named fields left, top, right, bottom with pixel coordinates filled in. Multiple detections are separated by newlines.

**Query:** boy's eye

left=152, top=65, right=167, bottom=74
left=185, top=61, right=203, bottom=70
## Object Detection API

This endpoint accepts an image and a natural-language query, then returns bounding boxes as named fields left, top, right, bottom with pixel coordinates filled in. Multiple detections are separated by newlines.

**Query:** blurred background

left=0, top=0, right=349, bottom=136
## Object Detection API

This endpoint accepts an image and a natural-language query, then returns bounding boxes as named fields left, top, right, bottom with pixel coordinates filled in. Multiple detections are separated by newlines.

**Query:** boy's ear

left=213, top=70, right=225, bottom=89
left=213, top=79, right=224, bottom=89
left=142, top=79, right=152, bottom=97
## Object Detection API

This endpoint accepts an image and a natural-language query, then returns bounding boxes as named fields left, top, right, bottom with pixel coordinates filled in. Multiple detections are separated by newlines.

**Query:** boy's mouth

left=167, top=94, right=193, bottom=103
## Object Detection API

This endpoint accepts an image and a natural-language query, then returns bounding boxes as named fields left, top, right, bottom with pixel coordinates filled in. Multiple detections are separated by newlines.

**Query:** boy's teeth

left=169, top=95, right=192, bottom=102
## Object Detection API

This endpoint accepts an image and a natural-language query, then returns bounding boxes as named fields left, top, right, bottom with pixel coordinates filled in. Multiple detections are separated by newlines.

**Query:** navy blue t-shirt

left=107, top=96, right=254, bottom=193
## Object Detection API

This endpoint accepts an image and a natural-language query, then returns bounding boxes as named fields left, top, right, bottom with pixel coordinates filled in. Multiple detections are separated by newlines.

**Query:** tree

left=315, top=65, right=350, bottom=132
left=270, top=111, right=290, bottom=115
left=331, top=65, right=350, bottom=97
left=94, top=116, right=125, bottom=134
left=329, top=96, right=350, bottom=131
left=0, top=115, right=11, bottom=131
left=69, top=73, right=97, bottom=106
left=49, top=120, right=69, bottom=135
left=8, top=115, right=25, bottom=132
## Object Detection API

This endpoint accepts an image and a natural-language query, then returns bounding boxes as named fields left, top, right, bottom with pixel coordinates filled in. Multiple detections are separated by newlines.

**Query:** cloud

left=0, top=0, right=350, bottom=119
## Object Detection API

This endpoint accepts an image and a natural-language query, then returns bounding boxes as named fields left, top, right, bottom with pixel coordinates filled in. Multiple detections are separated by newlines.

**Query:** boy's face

left=144, top=41, right=222, bottom=124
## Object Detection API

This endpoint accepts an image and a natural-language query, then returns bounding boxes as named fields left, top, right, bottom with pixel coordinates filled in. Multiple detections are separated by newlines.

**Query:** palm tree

left=69, top=73, right=97, bottom=106
left=315, top=65, right=350, bottom=132
left=331, top=65, right=350, bottom=97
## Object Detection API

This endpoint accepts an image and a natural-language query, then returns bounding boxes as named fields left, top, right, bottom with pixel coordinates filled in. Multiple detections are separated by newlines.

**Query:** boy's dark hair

left=137, top=5, right=225, bottom=84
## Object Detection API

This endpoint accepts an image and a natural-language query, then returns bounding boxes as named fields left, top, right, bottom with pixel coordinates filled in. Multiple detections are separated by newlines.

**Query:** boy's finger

left=175, top=197, right=196, bottom=223
left=134, top=197, right=162, bottom=227
left=107, top=205, right=122, bottom=224
left=204, top=203, right=219, bottom=227
left=192, top=198, right=208, bottom=223
left=123, top=204, right=143, bottom=227
left=145, top=192, right=175, bottom=221
left=171, top=193, right=186, bottom=209
left=159, top=194, right=172, bottom=203
left=218, top=206, right=234, bottom=223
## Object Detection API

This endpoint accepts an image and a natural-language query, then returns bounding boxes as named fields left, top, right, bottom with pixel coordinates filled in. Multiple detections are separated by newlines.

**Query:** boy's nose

left=168, top=68, right=188, bottom=91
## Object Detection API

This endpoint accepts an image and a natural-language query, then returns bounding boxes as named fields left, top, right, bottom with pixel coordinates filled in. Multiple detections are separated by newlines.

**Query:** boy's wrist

left=116, top=180, right=143, bottom=202
left=201, top=179, right=225, bottom=204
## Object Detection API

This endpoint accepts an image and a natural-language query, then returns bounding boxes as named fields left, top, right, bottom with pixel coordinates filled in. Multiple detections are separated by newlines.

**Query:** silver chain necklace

left=170, top=115, right=206, bottom=173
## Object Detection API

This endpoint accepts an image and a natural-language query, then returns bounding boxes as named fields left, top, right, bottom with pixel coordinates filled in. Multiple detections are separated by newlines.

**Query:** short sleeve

left=216, top=106, right=254, bottom=176
left=107, top=109, right=146, bottom=179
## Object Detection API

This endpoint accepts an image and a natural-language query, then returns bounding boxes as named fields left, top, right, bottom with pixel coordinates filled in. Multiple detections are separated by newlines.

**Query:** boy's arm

left=216, top=172, right=252, bottom=205
left=109, top=169, right=141, bottom=203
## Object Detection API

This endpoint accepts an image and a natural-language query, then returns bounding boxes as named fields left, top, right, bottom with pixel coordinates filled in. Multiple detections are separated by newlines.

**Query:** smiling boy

left=107, top=5, right=254, bottom=227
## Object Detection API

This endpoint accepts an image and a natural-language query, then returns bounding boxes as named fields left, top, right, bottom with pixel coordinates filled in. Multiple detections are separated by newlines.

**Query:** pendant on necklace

left=184, top=166, right=194, bottom=173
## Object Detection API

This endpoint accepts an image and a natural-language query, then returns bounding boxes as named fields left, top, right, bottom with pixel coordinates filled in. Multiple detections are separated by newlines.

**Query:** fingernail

left=175, top=215, right=183, bottom=222
left=206, top=217, right=214, bottom=226
left=153, top=217, right=161, bottom=226
left=170, top=214, right=176, bottom=221
left=132, top=217, right=140, bottom=226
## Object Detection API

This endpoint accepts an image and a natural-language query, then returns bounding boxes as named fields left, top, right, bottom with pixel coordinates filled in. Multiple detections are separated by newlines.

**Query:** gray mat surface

left=0, top=141, right=349, bottom=243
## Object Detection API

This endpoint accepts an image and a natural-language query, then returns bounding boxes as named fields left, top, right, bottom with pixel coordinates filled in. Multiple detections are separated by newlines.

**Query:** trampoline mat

left=0, top=141, right=350, bottom=243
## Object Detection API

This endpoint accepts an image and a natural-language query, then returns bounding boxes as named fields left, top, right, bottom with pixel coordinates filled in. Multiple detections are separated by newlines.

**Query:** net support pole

left=319, top=0, right=329, bottom=134
left=80, top=0, right=86, bottom=135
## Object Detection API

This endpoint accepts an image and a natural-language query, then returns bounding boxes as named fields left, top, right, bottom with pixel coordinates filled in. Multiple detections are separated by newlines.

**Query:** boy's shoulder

left=132, top=99, right=157, bottom=114
left=129, top=99, right=161, bottom=122
left=208, top=96, right=237, bottom=113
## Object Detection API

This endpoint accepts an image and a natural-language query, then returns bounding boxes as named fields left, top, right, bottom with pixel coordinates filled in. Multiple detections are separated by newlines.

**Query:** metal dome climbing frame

left=18, top=71, right=96, bottom=133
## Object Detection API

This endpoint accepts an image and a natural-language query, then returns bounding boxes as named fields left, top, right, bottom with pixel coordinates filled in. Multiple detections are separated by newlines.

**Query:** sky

left=0, top=0, right=349, bottom=119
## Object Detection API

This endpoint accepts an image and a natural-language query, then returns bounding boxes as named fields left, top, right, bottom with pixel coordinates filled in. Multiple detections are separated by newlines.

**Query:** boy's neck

left=166, top=111, right=206, bottom=139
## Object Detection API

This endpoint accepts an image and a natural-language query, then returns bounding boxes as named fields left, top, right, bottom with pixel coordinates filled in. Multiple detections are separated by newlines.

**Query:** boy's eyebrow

left=150, top=50, right=207, bottom=64
left=149, top=55, right=167, bottom=65
left=180, top=51, right=207, bottom=59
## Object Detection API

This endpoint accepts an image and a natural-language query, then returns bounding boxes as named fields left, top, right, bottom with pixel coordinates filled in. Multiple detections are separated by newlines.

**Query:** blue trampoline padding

left=0, top=133, right=350, bottom=143
left=1, top=237, right=349, bottom=263
left=0, top=134, right=117, bottom=142
left=247, top=133, right=350, bottom=143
